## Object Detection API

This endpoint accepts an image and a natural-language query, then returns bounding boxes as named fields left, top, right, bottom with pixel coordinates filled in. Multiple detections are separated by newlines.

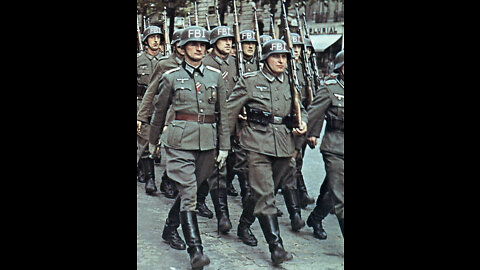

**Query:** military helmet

left=333, top=50, right=344, bottom=73
left=261, top=39, right=289, bottom=61
left=280, top=33, right=303, bottom=46
left=170, top=29, right=183, bottom=45
left=178, top=26, right=209, bottom=47
left=240, top=30, right=257, bottom=43
left=259, top=35, right=273, bottom=46
left=209, top=26, right=234, bottom=45
left=304, top=38, right=314, bottom=49
left=142, top=26, right=163, bottom=43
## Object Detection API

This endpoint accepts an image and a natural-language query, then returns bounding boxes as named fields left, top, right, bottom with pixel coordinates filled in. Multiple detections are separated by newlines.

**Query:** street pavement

left=137, top=143, right=344, bottom=270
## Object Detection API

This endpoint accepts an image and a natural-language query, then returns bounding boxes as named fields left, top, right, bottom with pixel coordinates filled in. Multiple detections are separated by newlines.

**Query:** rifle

left=295, top=3, right=313, bottom=107
left=252, top=2, right=262, bottom=68
left=187, top=12, right=191, bottom=26
left=205, top=14, right=211, bottom=30
left=137, top=13, right=144, bottom=52
left=270, top=14, right=276, bottom=39
left=301, top=6, right=322, bottom=94
left=232, top=0, right=245, bottom=76
left=194, top=1, right=199, bottom=26
left=215, top=5, right=222, bottom=26
left=281, top=0, right=301, bottom=129
left=163, top=7, right=172, bottom=56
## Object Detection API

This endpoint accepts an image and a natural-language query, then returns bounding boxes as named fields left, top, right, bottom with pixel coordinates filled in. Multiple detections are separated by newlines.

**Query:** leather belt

left=175, top=113, right=216, bottom=123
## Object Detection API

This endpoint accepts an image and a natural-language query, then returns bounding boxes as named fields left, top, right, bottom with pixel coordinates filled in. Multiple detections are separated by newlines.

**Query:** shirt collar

left=183, top=61, right=205, bottom=77
left=261, top=66, right=284, bottom=83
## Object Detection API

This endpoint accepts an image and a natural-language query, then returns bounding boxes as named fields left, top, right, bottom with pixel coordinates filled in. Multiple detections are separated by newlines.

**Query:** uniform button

left=199, top=100, right=202, bottom=103
left=200, top=109, right=204, bottom=113
left=260, top=94, right=264, bottom=98
left=274, top=127, right=278, bottom=131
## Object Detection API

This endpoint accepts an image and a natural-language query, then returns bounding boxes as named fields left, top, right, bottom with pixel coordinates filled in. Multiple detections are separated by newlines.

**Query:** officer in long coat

left=304, top=50, right=344, bottom=238
left=226, top=39, right=307, bottom=265
left=149, top=26, right=230, bottom=270
left=137, top=25, right=163, bottom=194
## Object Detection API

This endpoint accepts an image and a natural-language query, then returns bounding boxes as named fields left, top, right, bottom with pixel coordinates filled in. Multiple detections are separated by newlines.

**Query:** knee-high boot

left=210, top=188, right=232, bottom=234
left=180, top=211, right=210, bottom=269
left=257, top=215, right=293, bottom=265
left=282, top=189, right=306, bottom=231
left=306, top=181, right=334, bottom=240
left=297, top=174, right=315, bottom=208
left=144, top=158, right=157, bottom=195
left=162, top=196, right=186, bottom=250
left=237, top=195, right=257, bottom=246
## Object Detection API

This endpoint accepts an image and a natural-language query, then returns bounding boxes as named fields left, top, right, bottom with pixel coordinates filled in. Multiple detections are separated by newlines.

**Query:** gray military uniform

left=137, top=51, right=163, bottom=161
left=227, top=68, right=307, bottom=216
left=149, top=61, right=230, bottom=212
left=305, top=75, right=344, bottom=222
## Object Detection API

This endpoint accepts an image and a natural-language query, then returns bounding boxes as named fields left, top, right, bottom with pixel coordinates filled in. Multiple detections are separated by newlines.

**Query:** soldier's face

left=267, top=53, right=287, bottom=74
left=293, top=45, right=302, bottom=60
left=306, top=47, right=312, bottom=58
left=184, top=41, right=206, bottom=62
left=215, top=38, right=233, bottom=55
left=242, top=42, right=256, bottom=57
left=147, top=34, right=162, bottom=50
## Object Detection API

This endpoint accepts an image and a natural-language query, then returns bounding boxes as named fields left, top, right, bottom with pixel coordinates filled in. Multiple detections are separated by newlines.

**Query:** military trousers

left=322, top=151, right=344, bottom=221
left=247, top=151, right=296, bottom=216
left=137, top=98, right=151, bottom=163
left=165, top=147, right=216, bottom=212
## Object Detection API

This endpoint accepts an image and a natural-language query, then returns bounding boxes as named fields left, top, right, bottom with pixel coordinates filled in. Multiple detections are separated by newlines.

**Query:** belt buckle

left=273, top=116, right=282, bottom=124
left=198, top=113, right=206, bottom=124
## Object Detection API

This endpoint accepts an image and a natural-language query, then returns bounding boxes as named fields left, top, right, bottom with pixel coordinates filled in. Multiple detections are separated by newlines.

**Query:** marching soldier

left=137, top=29, right=183, bottom=199
left=149, top=26, right=230, bottom=269
left=201, top=25, right=238, bottom=234
left=304, top=50, right=344, bottom=239
left=227, top=39, right=308, bottom=265
left=239, top=30, right=259, bottom=72
left=259, top=34, right=273, bottom=46
left=281, top=33, right=316, bottom=209
left=137, top=25, right=164, bottom=195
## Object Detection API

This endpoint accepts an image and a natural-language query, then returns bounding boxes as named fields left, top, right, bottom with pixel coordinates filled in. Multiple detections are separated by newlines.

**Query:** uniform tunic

left=305, top=75, right=344, bottom=221
left=149, top=61, right=230, bottom=211
left=227, top=68, right=307, bottom=216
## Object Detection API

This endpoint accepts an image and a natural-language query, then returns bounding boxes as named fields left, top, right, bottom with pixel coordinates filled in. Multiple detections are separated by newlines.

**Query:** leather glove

left=216, top=150, right=229, bottom=170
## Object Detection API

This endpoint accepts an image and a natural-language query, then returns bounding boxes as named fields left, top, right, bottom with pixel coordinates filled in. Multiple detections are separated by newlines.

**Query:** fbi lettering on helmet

left=271, top=42, right=286, bottom=51
left=188, top=29, right=205, bottom=38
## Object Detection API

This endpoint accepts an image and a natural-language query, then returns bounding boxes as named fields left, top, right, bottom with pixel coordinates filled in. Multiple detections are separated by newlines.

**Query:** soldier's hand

left=306, top=136, right=317, bottom=149
left=293, top=121, right=307, bottom=136
left=216, top=150, right=229, bottom=170
left=137, top=121, right=142, bottom=134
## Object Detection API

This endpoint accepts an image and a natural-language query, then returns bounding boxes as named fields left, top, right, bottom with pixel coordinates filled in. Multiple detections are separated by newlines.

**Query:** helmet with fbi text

left=178, top=26, right=209, bottom=47
left=209, top=26, right=234, bottom=45
left=260, top=39, right=289, bottom=61
left=142, top=26, right=163, bottom=43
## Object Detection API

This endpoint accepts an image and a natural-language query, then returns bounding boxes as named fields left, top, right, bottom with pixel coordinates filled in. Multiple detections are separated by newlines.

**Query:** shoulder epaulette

left=164, top=67, right=181, bottom=75
left=158, top=55, right=169, bottom=61
left=324, top=79, right=337, bottom=85
left=206, top=65, right=221, bottom=74
left=243, top=71, right=257, bottom=78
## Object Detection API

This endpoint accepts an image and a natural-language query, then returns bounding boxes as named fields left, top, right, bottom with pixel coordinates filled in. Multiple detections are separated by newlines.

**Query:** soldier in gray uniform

left=137, top=25, right=163, bottom=195
left=239, top=30, right=259, bottom=72
left=149, top=26, right=230, bottom=270
left=138, top=29, right=184, bottom=200
left=227, top=39, right=307, bottom=265
left=281, top=33, right=316, bottom=209
left=201, top=25, right=238, bottom=234
left=304, top=50, right=344, bottom=239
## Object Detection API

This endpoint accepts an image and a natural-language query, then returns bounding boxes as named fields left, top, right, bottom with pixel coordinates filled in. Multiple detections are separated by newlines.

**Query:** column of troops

left=137, top=2, right=343, bottom=269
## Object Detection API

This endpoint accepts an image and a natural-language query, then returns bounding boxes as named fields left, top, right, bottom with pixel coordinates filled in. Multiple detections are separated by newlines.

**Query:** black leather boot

left=144, top=158, right=157, bottom=195
left=237, top=196, right=257, bottom=246
left=137, top=159, right=146, bottom=183
left=226, top=180, right=238, bottom=197
left=297, top=174, right=315, bottom=208
left=257, top=215, right=293, bottom=265
left=338, top=218, right=344, bottom=238
left=196, top=181, right=213, bottom=219
left=180, top=211, right=210, bottom=269
left=162, top=197, right=186, bottom=250
left=210, top=188, right=232, bottom=234
left=237, top=171, right=252, bottom=208
left=160, top=171, right=178, bottom=199
left=282, top=189, right=306, bottom=232
left=307, top=182, right=335, bottom=239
